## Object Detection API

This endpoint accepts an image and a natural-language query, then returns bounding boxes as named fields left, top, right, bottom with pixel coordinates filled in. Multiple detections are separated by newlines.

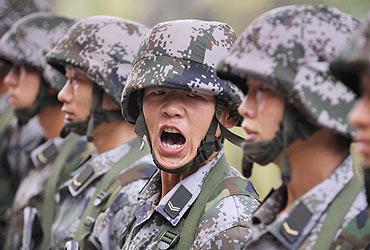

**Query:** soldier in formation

left=0, top=12, right=91, bottom=250
left=120, top=19, right=260, bottom=249
left=217, top=4, right=368, bottom=250
left=0, top=2, right=369, bottom=250
left=0, top=0, right=50, bottom=246
left=329, top=11, right=370, bottom=249
left=45, top=15, right=156, bottom=249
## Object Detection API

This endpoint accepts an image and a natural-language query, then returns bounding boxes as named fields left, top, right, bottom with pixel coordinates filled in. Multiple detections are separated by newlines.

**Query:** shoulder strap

left=39, top=133, right=81, bottom=250
left=74, top=144, right=150, bottom=248
left=175, top=156, right=257, bottom=250
left=331, top=208, right=370, bottom=249
left=312, top=173, right=363, bottom=250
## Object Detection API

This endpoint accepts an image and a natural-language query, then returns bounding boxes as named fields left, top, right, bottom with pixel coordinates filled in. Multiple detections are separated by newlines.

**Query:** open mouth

left=160, top=127, right=186, bottom=149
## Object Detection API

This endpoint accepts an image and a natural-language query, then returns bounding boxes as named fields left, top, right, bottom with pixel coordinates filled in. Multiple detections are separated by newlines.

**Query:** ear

left=219, top=109, right=238, bottom=129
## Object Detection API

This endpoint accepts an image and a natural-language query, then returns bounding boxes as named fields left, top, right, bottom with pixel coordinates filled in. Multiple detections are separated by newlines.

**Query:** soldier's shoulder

left=193, top=173, right=259, bottom=248
left=194, top=194, right=258, bottom=249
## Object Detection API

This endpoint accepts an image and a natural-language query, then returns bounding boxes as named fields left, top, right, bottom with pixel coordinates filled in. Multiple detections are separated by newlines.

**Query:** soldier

left=0, top=12, right=82, bottom=250
left=329, top=12, right=370, bottom=249
left=0, top=1, right=50, bottom=247
left=217, top=5, right=366, bottom=249
left=45, top=16, right=156, bottom=249
left=120, top=19, right=260, bottom=249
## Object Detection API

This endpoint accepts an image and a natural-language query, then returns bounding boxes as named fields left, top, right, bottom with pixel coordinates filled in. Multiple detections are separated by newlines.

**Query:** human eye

left=145, top=88, right=165, bottom=97
left=187, top=92, right=199, bottom=98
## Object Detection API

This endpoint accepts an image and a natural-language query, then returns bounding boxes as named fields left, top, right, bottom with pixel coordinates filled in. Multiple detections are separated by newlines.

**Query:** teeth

left=163, top=142, right=182, bottom=149
left=164, top=128, right=180, bottom=133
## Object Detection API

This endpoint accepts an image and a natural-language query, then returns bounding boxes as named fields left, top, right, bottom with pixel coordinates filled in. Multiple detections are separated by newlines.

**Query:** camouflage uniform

left=45, top=16, right=156, bottom=249
left=120, top=20, right=260, bottom=250
left=330, top=13, right=370, bottom=250
left=5, top=135, right=90, bottom=250
left=0, top=11, right=76, bottom=186
left=0, top=13, right=77, bottom=250
left=217, top=5, right=367, bottom=250
left=0, top=1, right=50, bottom=246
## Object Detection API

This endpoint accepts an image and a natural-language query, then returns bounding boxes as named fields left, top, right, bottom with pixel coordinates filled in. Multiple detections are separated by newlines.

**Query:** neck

left=93, top=121, right=136, bottom=154
left=160, top=150, right=219, bottom=199
left=160, top=171, right=188, bottom=199
left=279, top=129, right=349, bottom=212
left=38, top=105, right=64, bottom=140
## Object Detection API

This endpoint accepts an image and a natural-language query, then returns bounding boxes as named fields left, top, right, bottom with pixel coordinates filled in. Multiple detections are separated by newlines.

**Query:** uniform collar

left=252, top=156, right=355, bottom=249
left=65, top=137, right=140, bottom=196
left=88, top=137, right=139, bottom=175
left=135, top=150, right=224, bottom=226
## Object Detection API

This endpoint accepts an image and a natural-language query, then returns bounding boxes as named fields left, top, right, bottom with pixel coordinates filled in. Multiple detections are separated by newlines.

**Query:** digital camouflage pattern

left=0, top=0, right=50, bottom=38
left=88, top=172, right=151, bottom=250
left=0, top=12, right=76, bottom=92
left=50, top=138, right=154, bottom=249
left=121, top=19, right=243, bottom=124
left=4, top=135, right=89, bottom=250
left=216, top=5, right=359, bottom=138
left=330, top=13, right=370, bottom=250
left=330, top=13, right=370, bottom=95
left=247, top=157, right=367, bottom=250
left=331, top=208, right=370, bottom=249
left=122, top=151, right=260, bottom=250
left=46, top=15, right=149, bottom=104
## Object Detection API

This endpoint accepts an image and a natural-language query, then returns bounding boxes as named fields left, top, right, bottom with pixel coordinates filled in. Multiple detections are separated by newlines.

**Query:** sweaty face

left=58, top=66, right=93, bottom=124
left=143, top=87, right=216, bottom=170
left=349, top=73, right=370, bottom=165
left=238, top=78, right=285, bottom=142
left=4, top=65, right=41, bottom=109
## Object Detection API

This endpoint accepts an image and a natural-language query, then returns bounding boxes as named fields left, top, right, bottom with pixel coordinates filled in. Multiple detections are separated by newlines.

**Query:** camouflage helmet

left=330, top=14, right=370, bottom=96
left=121, top=19, right=242, bottom=124
left=0, top=12, right=76, bottom=92
left=217, top=5, right=359, bottom=138
left=46, top=15, right=149, bottom=104
left=0, top=0, right=50, bottom=38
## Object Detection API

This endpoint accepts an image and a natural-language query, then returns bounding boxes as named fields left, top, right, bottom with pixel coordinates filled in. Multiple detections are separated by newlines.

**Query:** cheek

left=260, top=94, right=284, bottom=138
left=143, top=102, right=155, bottom=131
left=19, top=74, right=41, bottom=105
left=190, top=105, right=215, bottom=142
left=256, top=91, right=266, bottom=113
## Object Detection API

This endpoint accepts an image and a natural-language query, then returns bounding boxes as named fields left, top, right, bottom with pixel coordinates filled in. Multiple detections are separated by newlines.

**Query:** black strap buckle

left=158, top=229, right=180, bottom=249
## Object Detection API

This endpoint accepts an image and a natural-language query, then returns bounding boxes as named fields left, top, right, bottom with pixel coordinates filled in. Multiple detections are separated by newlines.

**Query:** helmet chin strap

left=15, top=81, right=59, bottom=126
left=60, top=84, right=122, bottom=140
left=241, top=105, right=317, bottom=183
left=135, top=97, right=245, bottom=174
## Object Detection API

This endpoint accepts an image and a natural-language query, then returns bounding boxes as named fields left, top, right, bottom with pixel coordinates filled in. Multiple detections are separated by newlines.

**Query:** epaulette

left=31, top=138, right=63, bottom=169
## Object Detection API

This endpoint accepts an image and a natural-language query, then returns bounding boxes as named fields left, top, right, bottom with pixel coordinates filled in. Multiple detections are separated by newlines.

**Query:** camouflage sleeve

left=192, top=195, right=260, bottom=249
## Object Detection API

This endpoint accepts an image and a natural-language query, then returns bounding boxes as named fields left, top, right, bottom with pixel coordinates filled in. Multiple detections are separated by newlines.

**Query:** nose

left=58, top=81, right=73, bottom=104
left=4, top=65, right=19, bottom=88
left=349, top=98, right=370, bottom=130
left=238, top=94, right=256, bottom=119
left=161, top=95, right=185, bottom=118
